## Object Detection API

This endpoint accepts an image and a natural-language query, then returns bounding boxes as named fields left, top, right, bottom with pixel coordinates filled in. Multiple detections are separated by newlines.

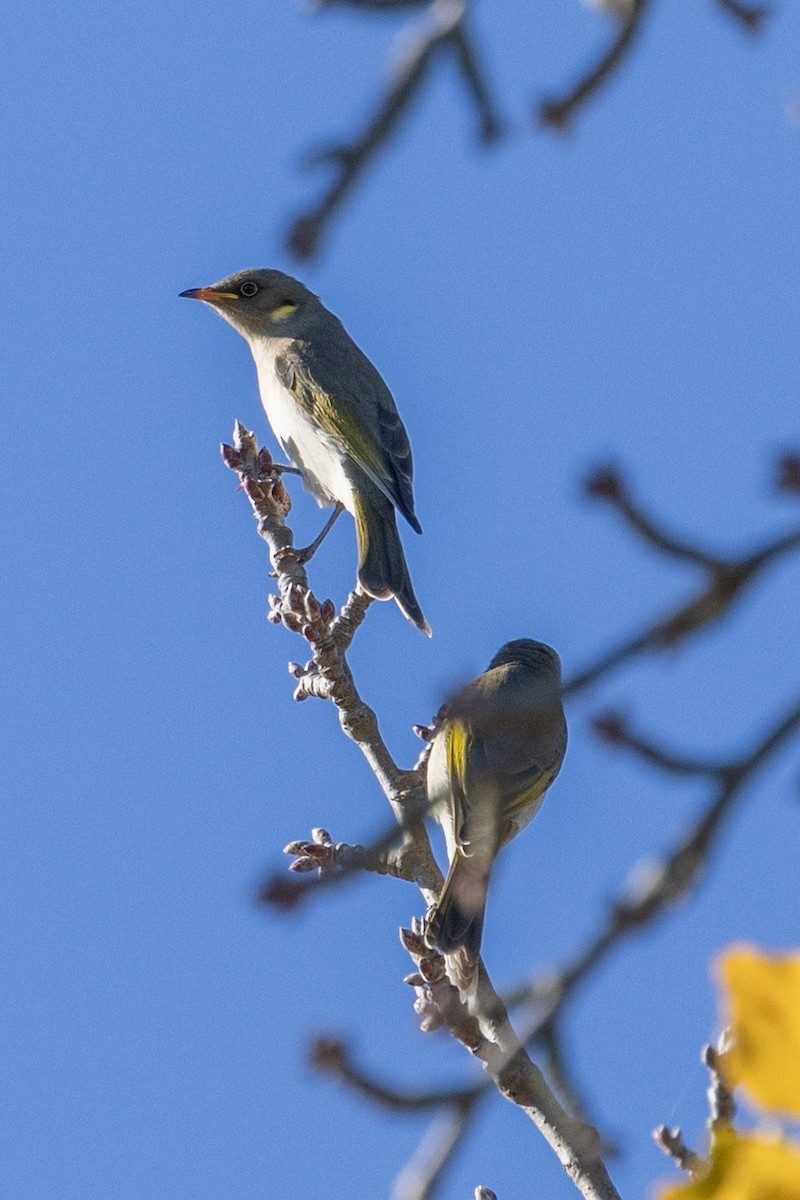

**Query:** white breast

left=250, top=338, right=355, bottom=513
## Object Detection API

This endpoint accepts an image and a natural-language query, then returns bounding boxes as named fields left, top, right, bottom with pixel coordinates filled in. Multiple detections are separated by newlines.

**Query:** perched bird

left=425, top=640, right=567, bottom=997
left=180, top=269, right=429, bottom=635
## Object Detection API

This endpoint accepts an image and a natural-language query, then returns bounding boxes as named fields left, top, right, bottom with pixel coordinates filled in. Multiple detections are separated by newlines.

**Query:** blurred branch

left=653, top=1124, right=706, bottom=1177
left=392, top=1100, right=482, bottom=1200
left=564, top=461, right=800, bottom=694
left=310, top=1034, right=480, bottom=1109
left=702, top=1038, right=736, bottom=1137
left=540, top=1023, right=618, bottom=1158
left=777, top=452, right=800, bottom=495
left=713, top=0, right=771, bottom=32
left=287, top=0, right=501, bottom=258
left=556, top=695, right=800, bottom=993
left=496, top=694, right=800, bottom=1130
left=539, top=0, right=650, bottom=132
left=282, top=0, right=773, bottom=254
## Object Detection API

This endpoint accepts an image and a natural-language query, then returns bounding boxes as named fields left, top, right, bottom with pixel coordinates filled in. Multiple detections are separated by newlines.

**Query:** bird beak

left=179, top=287, right=238, bottom=304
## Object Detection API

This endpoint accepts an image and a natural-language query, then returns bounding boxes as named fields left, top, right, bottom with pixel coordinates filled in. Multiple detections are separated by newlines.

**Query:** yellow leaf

left=716, top=945, right=800, bottom=1118
left=658, top=1131, right=800, bottom=1200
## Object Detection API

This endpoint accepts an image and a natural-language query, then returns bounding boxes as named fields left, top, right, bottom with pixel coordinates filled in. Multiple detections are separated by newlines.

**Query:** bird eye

left=239, top=281, right=259, bottom=298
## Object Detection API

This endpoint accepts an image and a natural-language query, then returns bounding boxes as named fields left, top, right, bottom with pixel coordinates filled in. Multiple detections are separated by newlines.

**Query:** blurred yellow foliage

left=717, top=945, right=800, bottom=1118
left=659, top=1131, right=800, bottom=1199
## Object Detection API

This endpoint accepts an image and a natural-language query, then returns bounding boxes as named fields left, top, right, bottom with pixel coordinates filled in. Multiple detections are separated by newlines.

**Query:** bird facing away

left=180, top=269, right=429, bottom=635
left=425, top=640, right=567, bottom=997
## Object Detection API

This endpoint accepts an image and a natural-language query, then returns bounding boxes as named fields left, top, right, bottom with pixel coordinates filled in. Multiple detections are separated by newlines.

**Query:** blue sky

left=3, top=2, right=800, bottom=1198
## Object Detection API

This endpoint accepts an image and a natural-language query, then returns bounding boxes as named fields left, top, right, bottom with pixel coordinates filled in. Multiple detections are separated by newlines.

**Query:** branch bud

left=220, top=443, right=242, bottom=470
left=585, top=466, right=624, bottom=501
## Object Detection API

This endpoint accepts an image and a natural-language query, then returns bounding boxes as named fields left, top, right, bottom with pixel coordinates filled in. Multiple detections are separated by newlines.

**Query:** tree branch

left=391, top=1100, right=483, bottom=1200
left=539, top=0, right=651, bottom=132
left=564, top=462, right=800, bottom=694
left=222, top=422, right=442, bottom=897
left=712, top=0, right=770, bottom=32
left=288, top=0, right=501, bottom=257
left=401, top=927, right=621, bottom=1200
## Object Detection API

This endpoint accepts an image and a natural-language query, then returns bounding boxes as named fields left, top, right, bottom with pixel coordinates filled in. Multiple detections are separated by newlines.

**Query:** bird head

left=180, top=268, right=318, bottom=341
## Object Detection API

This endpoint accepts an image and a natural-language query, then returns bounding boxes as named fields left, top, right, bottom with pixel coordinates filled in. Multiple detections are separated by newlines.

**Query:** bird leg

left=295, top=503, right=344, bottom=563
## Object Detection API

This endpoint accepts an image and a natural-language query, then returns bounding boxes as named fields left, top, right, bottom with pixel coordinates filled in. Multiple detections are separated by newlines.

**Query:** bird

left=424, top=639, right=567, bottom=997
left=180, top=269, right=429, bottom=635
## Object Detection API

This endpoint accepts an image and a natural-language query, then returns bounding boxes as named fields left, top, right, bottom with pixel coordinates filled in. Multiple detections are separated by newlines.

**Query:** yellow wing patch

left=446, top=720, right=471, bottom=849
left=506, top=766, right=556, bottom=824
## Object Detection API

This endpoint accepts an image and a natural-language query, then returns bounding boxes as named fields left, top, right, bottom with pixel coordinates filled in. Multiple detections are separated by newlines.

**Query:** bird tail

left=353, top=490, right=431, bottom=636
left=426, top=849, right=490, bottom=998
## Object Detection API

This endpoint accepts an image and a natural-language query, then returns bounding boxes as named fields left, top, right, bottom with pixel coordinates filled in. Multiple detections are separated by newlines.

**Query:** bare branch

left=288, top=0, right=464, bottom=259
left=260, top=802, right=435, bottom=908
left=287, top=0, right=772, bottom=251
left=222, top=423, right=442, bottom=897
left=591, top=712, right=727, bottom=777
left=540, top=1024, right=619, bottom=1159
left=712, top=0, right=770, bottom=32
left=564, top=463, right=800, bottom=694
left=288, top=0, right=501, bottom=257
left=702, top=1038, right=736, bottom=1137
left=583, top=468, right=718, bottom=568
left=310, top=1035, right=480, bottom=1110
left=391, top=1101, right=482, bottom=1200
left=777, top=453, right=800, bottom=496
left=449, top=20, right=504, bottom=144
left=653, top=1125, right=706, bottom=1177
left=558, top=695, right=800, bottom=1003
left=539, top=0, right=651, bottom=132
left=400, top=926, right=621, bottom=1200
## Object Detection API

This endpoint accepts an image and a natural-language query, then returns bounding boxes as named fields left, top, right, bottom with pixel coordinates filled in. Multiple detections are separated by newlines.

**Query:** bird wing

left=274, top=341, right=421, bottom=532
left=445, top=716, right=562, bottom=855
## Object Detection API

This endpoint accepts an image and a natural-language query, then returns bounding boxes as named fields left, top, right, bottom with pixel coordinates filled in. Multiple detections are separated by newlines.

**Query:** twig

left=712, top=0, right=770, bottom=31
left=702, top=1038, right=736, bottom=1136
left=391, top=1100, right=482, bottom=1200
left=564, top=465, right=800, bottom=694
left=558, top=696, right=800, bottom=998
left=288, top=0, right=501, bottom=257
left=591, top=713, right=726, bottom=777
left=540, top=1024, right=618, bottom=1158
left=495, top=693, right=800, bottom=1066
left=449, top=20, right=503, bottom=143
left=539, top=0, right=650, bottom=132
left=261, top=803, right=434, bottom=907
left=653, top=1125, right=706, bottom=1177
left=778, top=453, right=800, bottom=495
left=290, top=0, right=772, bottom=251
left=652, top=1030, right=735, bottom=1176
left=310, top=1035, right=480, bottom=1110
